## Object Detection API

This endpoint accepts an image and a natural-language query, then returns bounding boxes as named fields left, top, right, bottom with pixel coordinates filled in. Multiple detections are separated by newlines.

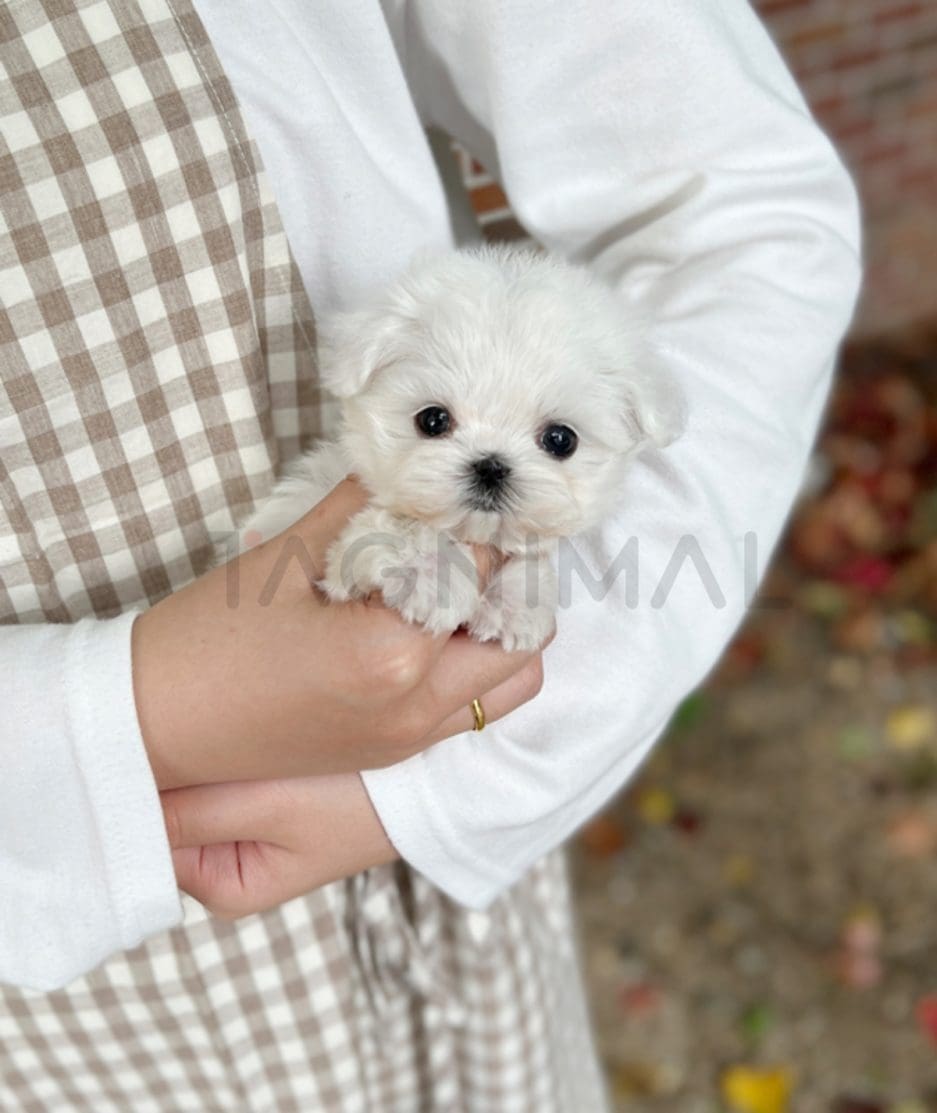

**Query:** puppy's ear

left=315, top=303, right=416, bottom=399
left=620, top=357, right=687, bottom=451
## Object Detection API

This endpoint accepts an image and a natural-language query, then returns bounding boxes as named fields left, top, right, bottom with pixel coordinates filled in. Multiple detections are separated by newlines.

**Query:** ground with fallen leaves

left=571, top=333, right=937, bottom=1113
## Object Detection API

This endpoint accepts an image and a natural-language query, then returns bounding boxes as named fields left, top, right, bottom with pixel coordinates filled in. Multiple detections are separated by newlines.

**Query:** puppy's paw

left=317, top=557, right=355, bottom=604
left=321, top=509, right=480, bottom=634
left=394, top=543, right=481, bottom=634
left=468, top=553, right=557, bottom=651
left=469, top=597, right=555, bottom=652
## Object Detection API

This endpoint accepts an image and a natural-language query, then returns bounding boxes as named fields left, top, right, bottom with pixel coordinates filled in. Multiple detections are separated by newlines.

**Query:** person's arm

left=359, top=0, right=862, bottom=906
left=0, top=480, right=544, bottom=988
left=0, top=615, right=182, bottom=992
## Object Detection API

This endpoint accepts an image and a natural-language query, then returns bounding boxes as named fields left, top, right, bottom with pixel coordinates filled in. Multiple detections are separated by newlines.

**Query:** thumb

left=237, top=476, right=369, bottom=570
left=287, top=475, right=369, bottom=565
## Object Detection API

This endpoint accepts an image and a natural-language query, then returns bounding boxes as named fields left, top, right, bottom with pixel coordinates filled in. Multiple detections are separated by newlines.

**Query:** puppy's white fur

left=235, top=245, right=685, bottom=650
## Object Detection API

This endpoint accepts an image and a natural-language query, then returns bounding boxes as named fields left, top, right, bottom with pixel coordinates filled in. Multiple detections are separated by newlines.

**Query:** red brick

left=906, top=90, right=937, bottom=117
left=811, top=94, right=845, bottom=116
left=757, top=0, right=811, bottom=12
left=832, top=47, right=883, bottom=72
left=480, top=217, right=527, bottom=243
left=469, top=182, right=509, bottom=216
left=899, top=164, right=937, bottom=190
left=830, top=116, right=877, bottom=142
left=860, top=139, right=910, bottom=165
left=874, top=2, right=924, bottom=24
left=787, top=22, right=847, bottom=48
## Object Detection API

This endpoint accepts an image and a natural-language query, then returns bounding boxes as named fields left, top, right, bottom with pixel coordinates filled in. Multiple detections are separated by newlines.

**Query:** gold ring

left=470, top=697, right=486, bottom=732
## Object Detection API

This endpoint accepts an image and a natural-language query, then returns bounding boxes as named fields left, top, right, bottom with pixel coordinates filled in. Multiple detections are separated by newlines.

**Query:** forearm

left=305, top=774, right=400, bottom=883
left=162, top=773, right=398, bottom=919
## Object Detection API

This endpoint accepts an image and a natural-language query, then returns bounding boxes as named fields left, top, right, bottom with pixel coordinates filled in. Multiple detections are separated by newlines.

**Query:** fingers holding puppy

left=298, top=482, right=550, bottom=759
left=368, top=624, right=552, bottom=764
left=426, top=651, right=546, bottom=745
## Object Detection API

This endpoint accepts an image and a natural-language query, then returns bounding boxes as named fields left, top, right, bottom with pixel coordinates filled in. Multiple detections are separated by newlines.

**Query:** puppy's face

left=319, top=247, right=684, bottom=548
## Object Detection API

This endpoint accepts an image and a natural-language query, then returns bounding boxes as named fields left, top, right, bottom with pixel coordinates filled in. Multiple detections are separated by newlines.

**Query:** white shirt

left=0, top=0, right=862, bottom=990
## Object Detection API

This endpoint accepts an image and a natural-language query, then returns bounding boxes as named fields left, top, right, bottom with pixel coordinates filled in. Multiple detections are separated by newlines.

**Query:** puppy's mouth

left=465, top=488, right=508, bottom=513
left=463, top=454, right=513, bottom=514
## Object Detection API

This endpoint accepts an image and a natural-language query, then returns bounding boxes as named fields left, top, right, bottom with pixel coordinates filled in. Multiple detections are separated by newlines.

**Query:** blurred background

left=452, top=2, right=937, bottom=1109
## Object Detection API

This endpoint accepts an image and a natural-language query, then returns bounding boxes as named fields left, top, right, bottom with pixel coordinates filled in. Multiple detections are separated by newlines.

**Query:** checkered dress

left=0, top=2, right=607, bottom=1109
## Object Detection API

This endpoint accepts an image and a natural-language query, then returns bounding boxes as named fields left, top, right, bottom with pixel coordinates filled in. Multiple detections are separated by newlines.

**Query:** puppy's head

left=317, top=245, right=685, bottom=547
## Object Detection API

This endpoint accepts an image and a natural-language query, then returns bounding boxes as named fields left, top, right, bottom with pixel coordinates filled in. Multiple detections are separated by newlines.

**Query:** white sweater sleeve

left=362, top=0, right=863, bottom=906
left=0, top=614, right=182, bottom=991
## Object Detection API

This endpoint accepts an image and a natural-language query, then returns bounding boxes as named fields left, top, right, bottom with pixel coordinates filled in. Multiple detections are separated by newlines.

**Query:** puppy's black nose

left=472, top=455, right=511, bottom=490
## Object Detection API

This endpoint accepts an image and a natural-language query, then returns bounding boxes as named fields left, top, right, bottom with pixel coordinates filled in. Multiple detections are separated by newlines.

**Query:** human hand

left=134, top=479, right=546, bottom=791
left=161, top=773, right=395, bottom=919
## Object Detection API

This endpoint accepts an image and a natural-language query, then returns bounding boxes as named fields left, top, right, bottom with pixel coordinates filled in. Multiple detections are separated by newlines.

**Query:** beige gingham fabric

left=0, top=0, right=323, bottom=625
left=0, top=2, right=607, bottom=1109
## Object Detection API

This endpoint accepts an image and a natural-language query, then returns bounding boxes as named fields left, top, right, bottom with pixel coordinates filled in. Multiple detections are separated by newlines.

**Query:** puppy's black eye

left=540, top=423, right=578, bottom=459
left=415, top=405, right=452, bottom=437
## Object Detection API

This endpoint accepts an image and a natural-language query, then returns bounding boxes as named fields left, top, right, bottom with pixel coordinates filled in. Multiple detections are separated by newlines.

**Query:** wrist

left=132, top=607, right=182, bottom=791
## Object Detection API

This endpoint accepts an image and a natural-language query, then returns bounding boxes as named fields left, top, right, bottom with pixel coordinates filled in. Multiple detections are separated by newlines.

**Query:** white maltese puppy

left=235, top=245, right=685, bottom=651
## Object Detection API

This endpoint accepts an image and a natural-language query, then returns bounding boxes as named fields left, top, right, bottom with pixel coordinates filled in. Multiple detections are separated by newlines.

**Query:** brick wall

left=455, top=1, right=937, bottom=339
